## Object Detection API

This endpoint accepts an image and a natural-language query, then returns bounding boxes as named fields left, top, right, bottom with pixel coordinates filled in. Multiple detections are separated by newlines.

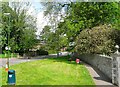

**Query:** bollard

left=76, top=58, right=80, bottom=64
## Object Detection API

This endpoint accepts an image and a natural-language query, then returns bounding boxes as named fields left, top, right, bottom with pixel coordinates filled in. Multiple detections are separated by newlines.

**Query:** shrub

left=48, top=50, right=56, bottom=54
left=36, top=49, right=48, bottom=55
left=75, top=24, right=120, bottom=55
left=25, top=51, right=36, bottom=57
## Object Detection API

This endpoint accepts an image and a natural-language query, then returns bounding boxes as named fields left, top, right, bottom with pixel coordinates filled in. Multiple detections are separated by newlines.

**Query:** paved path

left=0, top=52, right=69, bottom=68
left=84, top=62, right=118, bottom=87
left=0, top=58, right=40, bottom=68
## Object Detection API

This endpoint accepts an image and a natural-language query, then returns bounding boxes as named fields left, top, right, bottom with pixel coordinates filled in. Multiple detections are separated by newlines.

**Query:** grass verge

left=0, top=54, right=17, bottom=58
left=1, top=56, right=95, bottom=85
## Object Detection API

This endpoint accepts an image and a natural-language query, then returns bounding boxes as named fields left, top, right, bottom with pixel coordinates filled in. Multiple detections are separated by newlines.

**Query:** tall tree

left=41, top=2, right=66, bottom=56
left=41, top=2, right=120, bottom=52
left=1, top=2, right=37, bottom=53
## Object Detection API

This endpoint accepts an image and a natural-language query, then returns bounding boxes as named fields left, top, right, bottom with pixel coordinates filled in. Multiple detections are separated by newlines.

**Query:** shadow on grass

left=47, top=56, right=83, bottom=66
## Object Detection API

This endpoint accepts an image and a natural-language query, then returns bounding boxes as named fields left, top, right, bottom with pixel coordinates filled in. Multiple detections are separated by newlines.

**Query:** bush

left=48, top=50, right=56, bottom=54
left=36, top=49, right=48, bottom=55
left=75, top=24, right=120, bottom=55
left=25, top=51, right=36, bottom=57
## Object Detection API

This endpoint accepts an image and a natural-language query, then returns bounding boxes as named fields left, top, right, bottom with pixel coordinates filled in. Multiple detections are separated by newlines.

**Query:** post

left=112, top=45, right=120, bottom=87
left=17, top=53, right=19, bottom=58
left=5, top=47, right=10, bottom=69
left=8, top=14, right=10, bottom=69
left=4, top=13, right=10, bottom=69
left=0, top=47, right=1, bottom=87
left=117, top=57, right=120, bottom=87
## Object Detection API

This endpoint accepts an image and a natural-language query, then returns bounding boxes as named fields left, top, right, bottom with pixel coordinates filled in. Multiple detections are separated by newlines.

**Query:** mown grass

left=0, top=68, right=1, bottom=87
left=1, top=56, right=95, bottom=86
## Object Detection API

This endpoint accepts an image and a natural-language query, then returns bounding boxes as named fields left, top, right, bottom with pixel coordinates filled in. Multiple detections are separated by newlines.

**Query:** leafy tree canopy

left=1, top=2, right=37, bottom=53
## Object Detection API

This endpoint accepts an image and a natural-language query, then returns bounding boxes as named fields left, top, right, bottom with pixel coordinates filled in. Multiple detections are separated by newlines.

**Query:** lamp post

left=5, top=46, right=11, bottom=69
left=4, top=13, right=10, bottom=69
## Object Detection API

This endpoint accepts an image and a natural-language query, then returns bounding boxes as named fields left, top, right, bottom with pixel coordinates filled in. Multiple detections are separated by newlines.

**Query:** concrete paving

left=84, top=62, right=118, bottom=87
left=0, top=58, right=39, bottom=68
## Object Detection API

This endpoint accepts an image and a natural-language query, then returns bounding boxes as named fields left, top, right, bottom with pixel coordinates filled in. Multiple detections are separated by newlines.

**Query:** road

left=0, top=58, right=39, bottom=68
left=0, top=52, right=69, bottom=68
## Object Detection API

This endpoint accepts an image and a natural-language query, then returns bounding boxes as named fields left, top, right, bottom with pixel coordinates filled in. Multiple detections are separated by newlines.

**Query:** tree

left=1, top=2, right=37, bottom=53
left=60, top=2, right=119, bottom=38
left=41, top=2, right=67, bottom=56
left=40, top=25, right=59, bottom=53
left=41, top=25, right=51, bottom=43
left=40, top=25, right=51, bottom=51
left=58, top=2, right=120, bottom=52
left=75, top=24, right=120, bottom=55
left=40, top=1, right=120, bottom=54
left=41, top=2, right=120, bottom=52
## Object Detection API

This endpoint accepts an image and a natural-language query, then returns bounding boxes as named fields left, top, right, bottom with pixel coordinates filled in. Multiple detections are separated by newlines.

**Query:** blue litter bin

left=8, top=70, right=16, bottom=85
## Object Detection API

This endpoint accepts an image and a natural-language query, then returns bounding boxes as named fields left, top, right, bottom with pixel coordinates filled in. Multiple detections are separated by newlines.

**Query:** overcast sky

left=8, top=0, right=48, bottom=35
left=7, top=0, right=74, bottom=36
left=27, top=2, right=47, bottom=35
left=28, top=1, right=66, bottom=35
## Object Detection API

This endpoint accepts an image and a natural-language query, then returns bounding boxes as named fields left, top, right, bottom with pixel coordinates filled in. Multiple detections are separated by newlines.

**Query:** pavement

left=84, top=62, right=118, bottom=87
left=0, top=58, right=39, bottom=68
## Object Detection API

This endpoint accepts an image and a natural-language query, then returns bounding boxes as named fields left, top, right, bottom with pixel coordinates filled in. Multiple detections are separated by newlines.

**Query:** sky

left=8, top=0, right=48, bottom=35
left=4, top=0, right=118, bottom=35
left=27, top=2, right=47, bottom=35
left=28, top=1, right=66, bottom=35
left=7, top=0, right=67, bottom=36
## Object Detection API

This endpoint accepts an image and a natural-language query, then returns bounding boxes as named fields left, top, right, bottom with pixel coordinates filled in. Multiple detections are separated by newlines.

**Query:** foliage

left=1, top=2, right=37, bottom=53
left=41, top=2, right=68, bottom=55
left=42, top=2, right=120, bottom=52
left=58, top=2, right=119, bottom=42
left=75, top=25, right=120, bottom=55
left=41, top=25, right=69, bottom=54
left=48, top=50, right=56, bottom=54
left=41, top=26, right=61, bottom=55
left=40, top=25, right=51, bottom=45
left=36, top=49, right=48, bottom=55
left=69, top=2, right=119, bottom=27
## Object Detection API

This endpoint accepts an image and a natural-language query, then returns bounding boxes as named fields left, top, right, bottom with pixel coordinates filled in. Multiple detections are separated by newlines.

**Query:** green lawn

left=0, top=54, right=17, bottom=58
left=1, top=56, right=95, bottom=85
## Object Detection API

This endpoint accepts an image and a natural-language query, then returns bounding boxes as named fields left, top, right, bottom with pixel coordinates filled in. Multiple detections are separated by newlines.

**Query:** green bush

left=48, top=50, right=56, bottom=54
left=24, top=51, right=36, bottom=57
left=75, top=24, right=120, bottom=55
left=36, top=49, right=48, bottom=55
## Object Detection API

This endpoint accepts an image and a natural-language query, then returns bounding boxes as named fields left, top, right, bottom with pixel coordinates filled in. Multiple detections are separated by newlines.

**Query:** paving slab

left=84, top=62, right=118, bottom=87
